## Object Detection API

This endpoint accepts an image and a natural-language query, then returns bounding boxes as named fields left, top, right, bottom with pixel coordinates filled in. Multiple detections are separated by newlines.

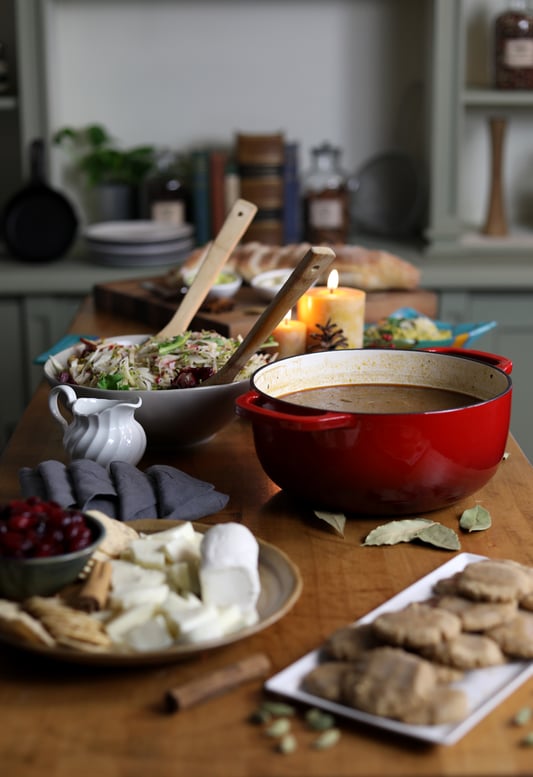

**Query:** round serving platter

left=0, top=520, right=303, bottom=667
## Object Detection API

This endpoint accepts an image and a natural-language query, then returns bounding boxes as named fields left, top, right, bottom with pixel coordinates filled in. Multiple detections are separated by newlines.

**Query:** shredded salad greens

left=364, top=315, right=452, bottom=348
left=53, top=331, right=271, bottom=391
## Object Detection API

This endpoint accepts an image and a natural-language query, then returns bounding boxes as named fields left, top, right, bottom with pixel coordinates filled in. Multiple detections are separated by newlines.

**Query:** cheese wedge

left=199, top=523, right=260, bottom=616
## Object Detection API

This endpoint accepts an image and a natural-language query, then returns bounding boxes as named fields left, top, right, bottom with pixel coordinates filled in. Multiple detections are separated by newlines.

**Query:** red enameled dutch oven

left=235, top=348, right=513, bottom=516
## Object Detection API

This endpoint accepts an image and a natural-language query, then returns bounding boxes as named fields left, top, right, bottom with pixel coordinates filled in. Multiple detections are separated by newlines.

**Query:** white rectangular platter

left=265, top=553, right=533, bottom=746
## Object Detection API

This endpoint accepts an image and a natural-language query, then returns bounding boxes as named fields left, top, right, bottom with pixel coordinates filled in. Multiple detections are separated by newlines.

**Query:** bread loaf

left=179, top=241, right=420, bottom=291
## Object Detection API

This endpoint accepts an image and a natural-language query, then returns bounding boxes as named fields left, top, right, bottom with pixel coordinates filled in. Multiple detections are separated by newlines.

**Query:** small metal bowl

left=0, top=513, right=105, bottom=601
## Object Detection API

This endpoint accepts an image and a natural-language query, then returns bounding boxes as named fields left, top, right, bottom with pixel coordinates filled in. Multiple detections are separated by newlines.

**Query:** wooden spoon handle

left=205, top=246, right=336, bottom=386
left=155, top=198, right=257, bottom=339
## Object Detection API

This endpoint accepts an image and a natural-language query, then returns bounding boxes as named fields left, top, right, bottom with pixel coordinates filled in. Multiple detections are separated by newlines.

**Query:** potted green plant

left=53, top=124, right=156, bottom=221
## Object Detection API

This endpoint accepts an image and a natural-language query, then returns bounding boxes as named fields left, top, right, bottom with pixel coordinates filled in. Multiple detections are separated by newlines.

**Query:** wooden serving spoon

left=155, top=198, right=257, bottom=340
left=203, top=245, right=336, bottom=386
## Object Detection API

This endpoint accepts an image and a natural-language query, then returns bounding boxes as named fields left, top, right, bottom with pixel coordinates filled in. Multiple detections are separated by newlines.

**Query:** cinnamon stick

left=165, top=652, right=271, bottom=713
left=72, top=559, right=112, bottom=612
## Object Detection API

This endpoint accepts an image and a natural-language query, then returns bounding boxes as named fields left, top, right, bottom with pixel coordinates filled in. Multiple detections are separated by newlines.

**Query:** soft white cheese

left=110, top=583, right=170, bottom=611
left=121, top=614, right=174, bottom=652
left=105, top=603, right=156, bottom=642
left=199, top=523, right=260, bottom=616
left=110, top=559, right=166, bottom=590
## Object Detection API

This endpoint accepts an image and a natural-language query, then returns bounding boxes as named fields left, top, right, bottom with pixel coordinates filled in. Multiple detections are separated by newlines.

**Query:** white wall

left=41, top=0, right=429, bottom=216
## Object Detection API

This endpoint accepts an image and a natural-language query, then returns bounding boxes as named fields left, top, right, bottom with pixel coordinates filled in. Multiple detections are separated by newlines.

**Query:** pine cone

left=309, top=318, right=349, bottom=351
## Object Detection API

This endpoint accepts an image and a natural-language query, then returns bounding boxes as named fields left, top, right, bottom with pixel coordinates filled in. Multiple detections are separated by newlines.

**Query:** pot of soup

left=235, top=348, right=513, bottom=515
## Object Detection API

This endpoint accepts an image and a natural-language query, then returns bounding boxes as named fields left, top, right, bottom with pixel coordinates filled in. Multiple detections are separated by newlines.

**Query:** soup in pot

left=280, top=384, right=481, bottom=414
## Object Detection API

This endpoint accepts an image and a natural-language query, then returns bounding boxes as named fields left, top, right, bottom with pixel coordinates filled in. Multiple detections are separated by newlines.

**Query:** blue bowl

left=364, top=307, right=497, bottom=349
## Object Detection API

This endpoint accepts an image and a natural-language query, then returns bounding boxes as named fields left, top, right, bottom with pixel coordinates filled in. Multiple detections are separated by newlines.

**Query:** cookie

left=401, top=686, right=468, bottom=725
left=0, top=599, right=55, bottom=647
left=485, top=612, right=533, bottom=659
left=341, top=646, right=438, bottom=720
left=323, top=623, right=383, bottom=661
left=456, top=560, right=532, bottom=603
left=421, top=632, right=505, bottom=669
left=372, top=602, right=461, bottom=650
left=301, top=661, right=353, bottom=702
left=23, top=596, right=112, bottom=651
left=519, top=592, right=533, bottom=611
left=432, top=595, right=517, bottom=631
left=433, top=571, right=463, bottom=596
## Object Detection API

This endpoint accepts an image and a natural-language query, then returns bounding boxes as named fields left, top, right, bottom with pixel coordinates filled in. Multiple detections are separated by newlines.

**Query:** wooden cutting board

left=93, top=275, right=438, bottom=337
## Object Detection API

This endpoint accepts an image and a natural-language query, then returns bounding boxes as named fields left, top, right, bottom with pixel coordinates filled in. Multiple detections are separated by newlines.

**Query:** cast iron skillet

left=1, top=139, right=78, bottom=261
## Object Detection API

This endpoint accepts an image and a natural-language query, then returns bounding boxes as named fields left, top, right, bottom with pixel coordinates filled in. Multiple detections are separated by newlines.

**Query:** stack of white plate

left=84, top=220, right=195, bottom=267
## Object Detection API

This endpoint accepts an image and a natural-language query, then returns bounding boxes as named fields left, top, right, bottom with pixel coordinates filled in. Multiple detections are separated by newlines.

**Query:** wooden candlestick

left=483, top=116, right=508, bottom=237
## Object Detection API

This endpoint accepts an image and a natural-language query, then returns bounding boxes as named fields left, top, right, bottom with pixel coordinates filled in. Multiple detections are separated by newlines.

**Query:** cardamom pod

left=513, top=707, right=532, bottom=726
left=312, top=728, right=341, bottom=750
left=265, top=718, right=291, bottom=738
left=305, top=708, right=336, bottom=731
left=277, top=734, right=297, bottom=754
left=260, top=700, right=296, bottom=716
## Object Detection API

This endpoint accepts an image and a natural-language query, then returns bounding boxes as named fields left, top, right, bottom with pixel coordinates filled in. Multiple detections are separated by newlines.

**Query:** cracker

left=456, top=560, right=532, bottom=603
left=0, top=599, right=55, bottom=647
left=433, top=595, right=517, bottom=631
left=86, top=510, right=139, bottom=560
left=341, top=646, right=438, bottom=720
left=23, top=596, right=112, bottom=651
left=421, top=632, right=506, bottom=669
left=372, top=602, right=461, bottom=650
left=485, top=612, right=533, bottom=659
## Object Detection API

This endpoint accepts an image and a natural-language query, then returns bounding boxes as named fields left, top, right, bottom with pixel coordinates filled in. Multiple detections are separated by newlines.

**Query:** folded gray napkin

left=18, top=459, right=229, bottom=522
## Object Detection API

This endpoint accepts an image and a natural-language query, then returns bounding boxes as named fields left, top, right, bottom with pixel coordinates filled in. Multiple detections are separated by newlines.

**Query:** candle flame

left=283, top=313, right=291, bottom=325
left=327, top=269, right=339, bottom=292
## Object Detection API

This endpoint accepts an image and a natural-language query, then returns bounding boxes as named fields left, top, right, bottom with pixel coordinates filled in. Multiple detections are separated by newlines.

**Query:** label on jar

left=151, top=201, right=184, bottom=225
left=309, top=198, right=343, bottom=228
left=504, top=39, right=533, bottom=68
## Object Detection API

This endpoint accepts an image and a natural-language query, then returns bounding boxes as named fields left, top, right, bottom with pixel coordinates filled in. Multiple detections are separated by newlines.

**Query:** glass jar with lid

left=302, top=142, right=350, bottom=243
left=141, top=149, right=189, bottom=225
left=494, top=0, right=533, bottom=89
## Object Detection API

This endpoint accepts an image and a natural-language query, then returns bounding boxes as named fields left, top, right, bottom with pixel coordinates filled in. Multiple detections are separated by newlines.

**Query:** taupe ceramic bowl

left=44, top=335, right=250, bottom=448
left=0, top=512, right=105, bottom=601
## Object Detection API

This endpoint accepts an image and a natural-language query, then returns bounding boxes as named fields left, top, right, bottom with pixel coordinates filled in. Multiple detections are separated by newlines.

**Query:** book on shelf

left=191, top=149, right=210, bottom=246
left=283, top=141, right=301, bottom=243
left=209, top=149, right=228, bottom=237
left=236, top=131, right=285, bottom=245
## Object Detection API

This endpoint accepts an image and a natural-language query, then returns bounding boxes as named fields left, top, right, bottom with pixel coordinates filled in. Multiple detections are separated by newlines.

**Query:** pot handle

left=235, top=391, right=357, bottom=432
left=424, top=347, right=513, bottom=375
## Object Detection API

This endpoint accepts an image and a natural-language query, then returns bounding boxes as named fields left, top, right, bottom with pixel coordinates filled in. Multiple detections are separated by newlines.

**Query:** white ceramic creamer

left=48, top=384, right=147, bottom=468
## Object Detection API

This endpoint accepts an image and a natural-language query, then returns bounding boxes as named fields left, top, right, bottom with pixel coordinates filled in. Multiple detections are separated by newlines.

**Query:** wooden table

left=1, top=297, right=533, bottom=777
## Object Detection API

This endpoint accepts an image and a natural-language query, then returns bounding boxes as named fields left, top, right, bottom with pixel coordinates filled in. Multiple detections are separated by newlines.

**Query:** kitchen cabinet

left=0, top=295, right=82, bottom=449
left=429, top=0, right=533, bottom=258
left=440, top=290, right=533, bottom=461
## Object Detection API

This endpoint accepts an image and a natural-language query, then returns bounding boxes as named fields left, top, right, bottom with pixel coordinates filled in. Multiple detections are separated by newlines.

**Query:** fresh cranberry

left=0, top=498, right=95, bottom=558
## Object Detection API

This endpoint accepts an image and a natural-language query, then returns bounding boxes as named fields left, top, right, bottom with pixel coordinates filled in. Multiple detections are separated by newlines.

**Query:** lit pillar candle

left=271, top=315, right=307, bottom=359
left=297, top=269, right=366, bottom=350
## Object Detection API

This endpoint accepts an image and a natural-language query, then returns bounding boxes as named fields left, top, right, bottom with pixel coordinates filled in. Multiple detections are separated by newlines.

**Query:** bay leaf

left=362, top=519, right=435, bottom=546
left=416, top=522, right=461, bottom=551
left=459, top=505, right=492, bottom=533
left=314, top=510, right=346, bottom=537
